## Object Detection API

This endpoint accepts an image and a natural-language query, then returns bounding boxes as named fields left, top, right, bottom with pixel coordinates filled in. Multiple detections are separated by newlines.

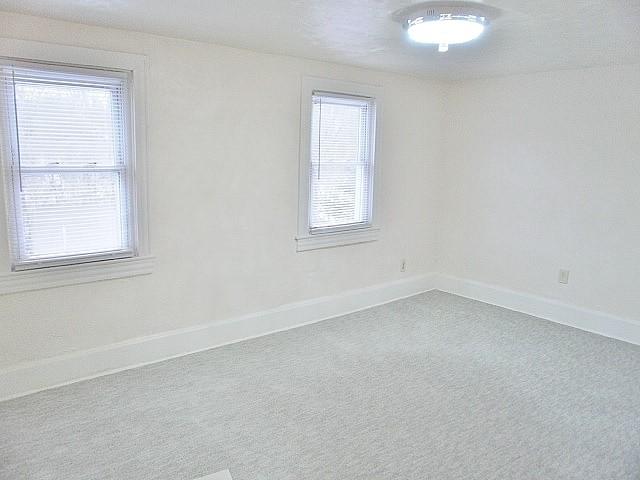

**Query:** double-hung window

left=0, top=43, right=151, bottom=294
left=297, top=78, right=380, bottom=251
left=0, top=62, right=135, bottom=270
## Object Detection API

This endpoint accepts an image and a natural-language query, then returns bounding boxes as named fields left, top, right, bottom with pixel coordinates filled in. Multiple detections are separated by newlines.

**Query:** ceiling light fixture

left=393, top=1, right=498, bottom=52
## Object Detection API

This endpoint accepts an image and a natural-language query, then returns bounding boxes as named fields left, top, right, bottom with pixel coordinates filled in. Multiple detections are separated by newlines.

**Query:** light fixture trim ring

left=393, top=1, right=499, bottom=51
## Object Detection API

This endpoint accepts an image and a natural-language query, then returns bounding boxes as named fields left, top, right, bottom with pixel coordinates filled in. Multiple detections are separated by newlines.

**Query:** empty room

left=0, top=1, right=638, bottom=479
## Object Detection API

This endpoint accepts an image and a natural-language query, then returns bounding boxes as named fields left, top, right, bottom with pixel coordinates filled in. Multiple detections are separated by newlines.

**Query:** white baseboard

left=435, top=274, right=640, bottom=346
left=3, top=272, right=638, bottom=402
left=0, top=273, right=437, bottom=401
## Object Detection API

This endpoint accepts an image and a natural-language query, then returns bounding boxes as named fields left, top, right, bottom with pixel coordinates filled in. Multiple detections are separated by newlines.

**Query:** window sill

left=0, top=255, right=155, bottom=295
left=296, top=227, right=380, bottom=252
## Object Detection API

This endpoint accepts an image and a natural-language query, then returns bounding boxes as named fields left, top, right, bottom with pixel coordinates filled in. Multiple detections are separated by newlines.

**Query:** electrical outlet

left=558, top=269, right=570, bottom=284
left=400, top=259, right=407, bottom=272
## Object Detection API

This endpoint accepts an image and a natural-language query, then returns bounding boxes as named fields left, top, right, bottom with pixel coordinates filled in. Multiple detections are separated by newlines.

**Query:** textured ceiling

left=0, top=0, right=638, bottom=80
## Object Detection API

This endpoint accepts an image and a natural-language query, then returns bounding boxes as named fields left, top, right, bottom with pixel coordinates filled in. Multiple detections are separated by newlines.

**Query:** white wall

left=439, top=64, right=640, bottom=321
left=0, top=12, right=445, bottom=368
left=1, top=10, right=638, bottom=375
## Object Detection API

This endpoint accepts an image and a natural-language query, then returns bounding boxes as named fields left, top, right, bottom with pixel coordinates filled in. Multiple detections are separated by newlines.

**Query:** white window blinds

left=309, top=92, right=376, bottom=233
left=0, top=62, right=135, bottom=270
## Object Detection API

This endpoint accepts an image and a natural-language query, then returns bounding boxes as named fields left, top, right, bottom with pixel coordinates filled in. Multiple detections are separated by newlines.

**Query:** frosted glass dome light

left=407, top=17, right=485, bottom=52
left=393, top=2, right=497, bottom=53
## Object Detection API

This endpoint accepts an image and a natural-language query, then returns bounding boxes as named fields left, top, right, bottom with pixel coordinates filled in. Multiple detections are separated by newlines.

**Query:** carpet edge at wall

left=0, top=274, right=437, bottom=401
left=3, top=272, right=639, bottom=402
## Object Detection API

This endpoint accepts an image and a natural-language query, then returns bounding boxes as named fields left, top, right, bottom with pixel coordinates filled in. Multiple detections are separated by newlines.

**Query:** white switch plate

left=559, top=269, right=570, bottom=284
left=195, top=470, right=233, bottom=480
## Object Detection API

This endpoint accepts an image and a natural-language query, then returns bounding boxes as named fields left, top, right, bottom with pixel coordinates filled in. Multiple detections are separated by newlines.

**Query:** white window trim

left=0, top=39, right=153, bottom=294
left=0, top=255, right=154, bottom=295
left=296, top=76, right=383, bottom=252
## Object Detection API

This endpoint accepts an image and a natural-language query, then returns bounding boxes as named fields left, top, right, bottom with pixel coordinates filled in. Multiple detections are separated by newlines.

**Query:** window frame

left=1, top=61, right=136, bottom=270
left=296, top=77, right=382, bottom=252
left=0, top=39, right=152, bottom=294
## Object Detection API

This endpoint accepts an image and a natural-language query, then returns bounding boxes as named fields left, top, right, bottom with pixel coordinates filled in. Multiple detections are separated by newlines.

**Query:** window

left=0, top=62, right=135, bottom=270
left=297, top=78, right=381, bottom=251
left=0, top=63, right=135, bottom=270
left=0, top=41, right=151, bottom=294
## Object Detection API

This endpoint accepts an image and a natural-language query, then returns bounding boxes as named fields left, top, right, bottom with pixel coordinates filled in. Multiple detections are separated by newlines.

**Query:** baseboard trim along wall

left=435, top=274, right=640, bottom=348
left=0, top=274, right=437, bottom=402
left=2, top=272, right=639, bottom=402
